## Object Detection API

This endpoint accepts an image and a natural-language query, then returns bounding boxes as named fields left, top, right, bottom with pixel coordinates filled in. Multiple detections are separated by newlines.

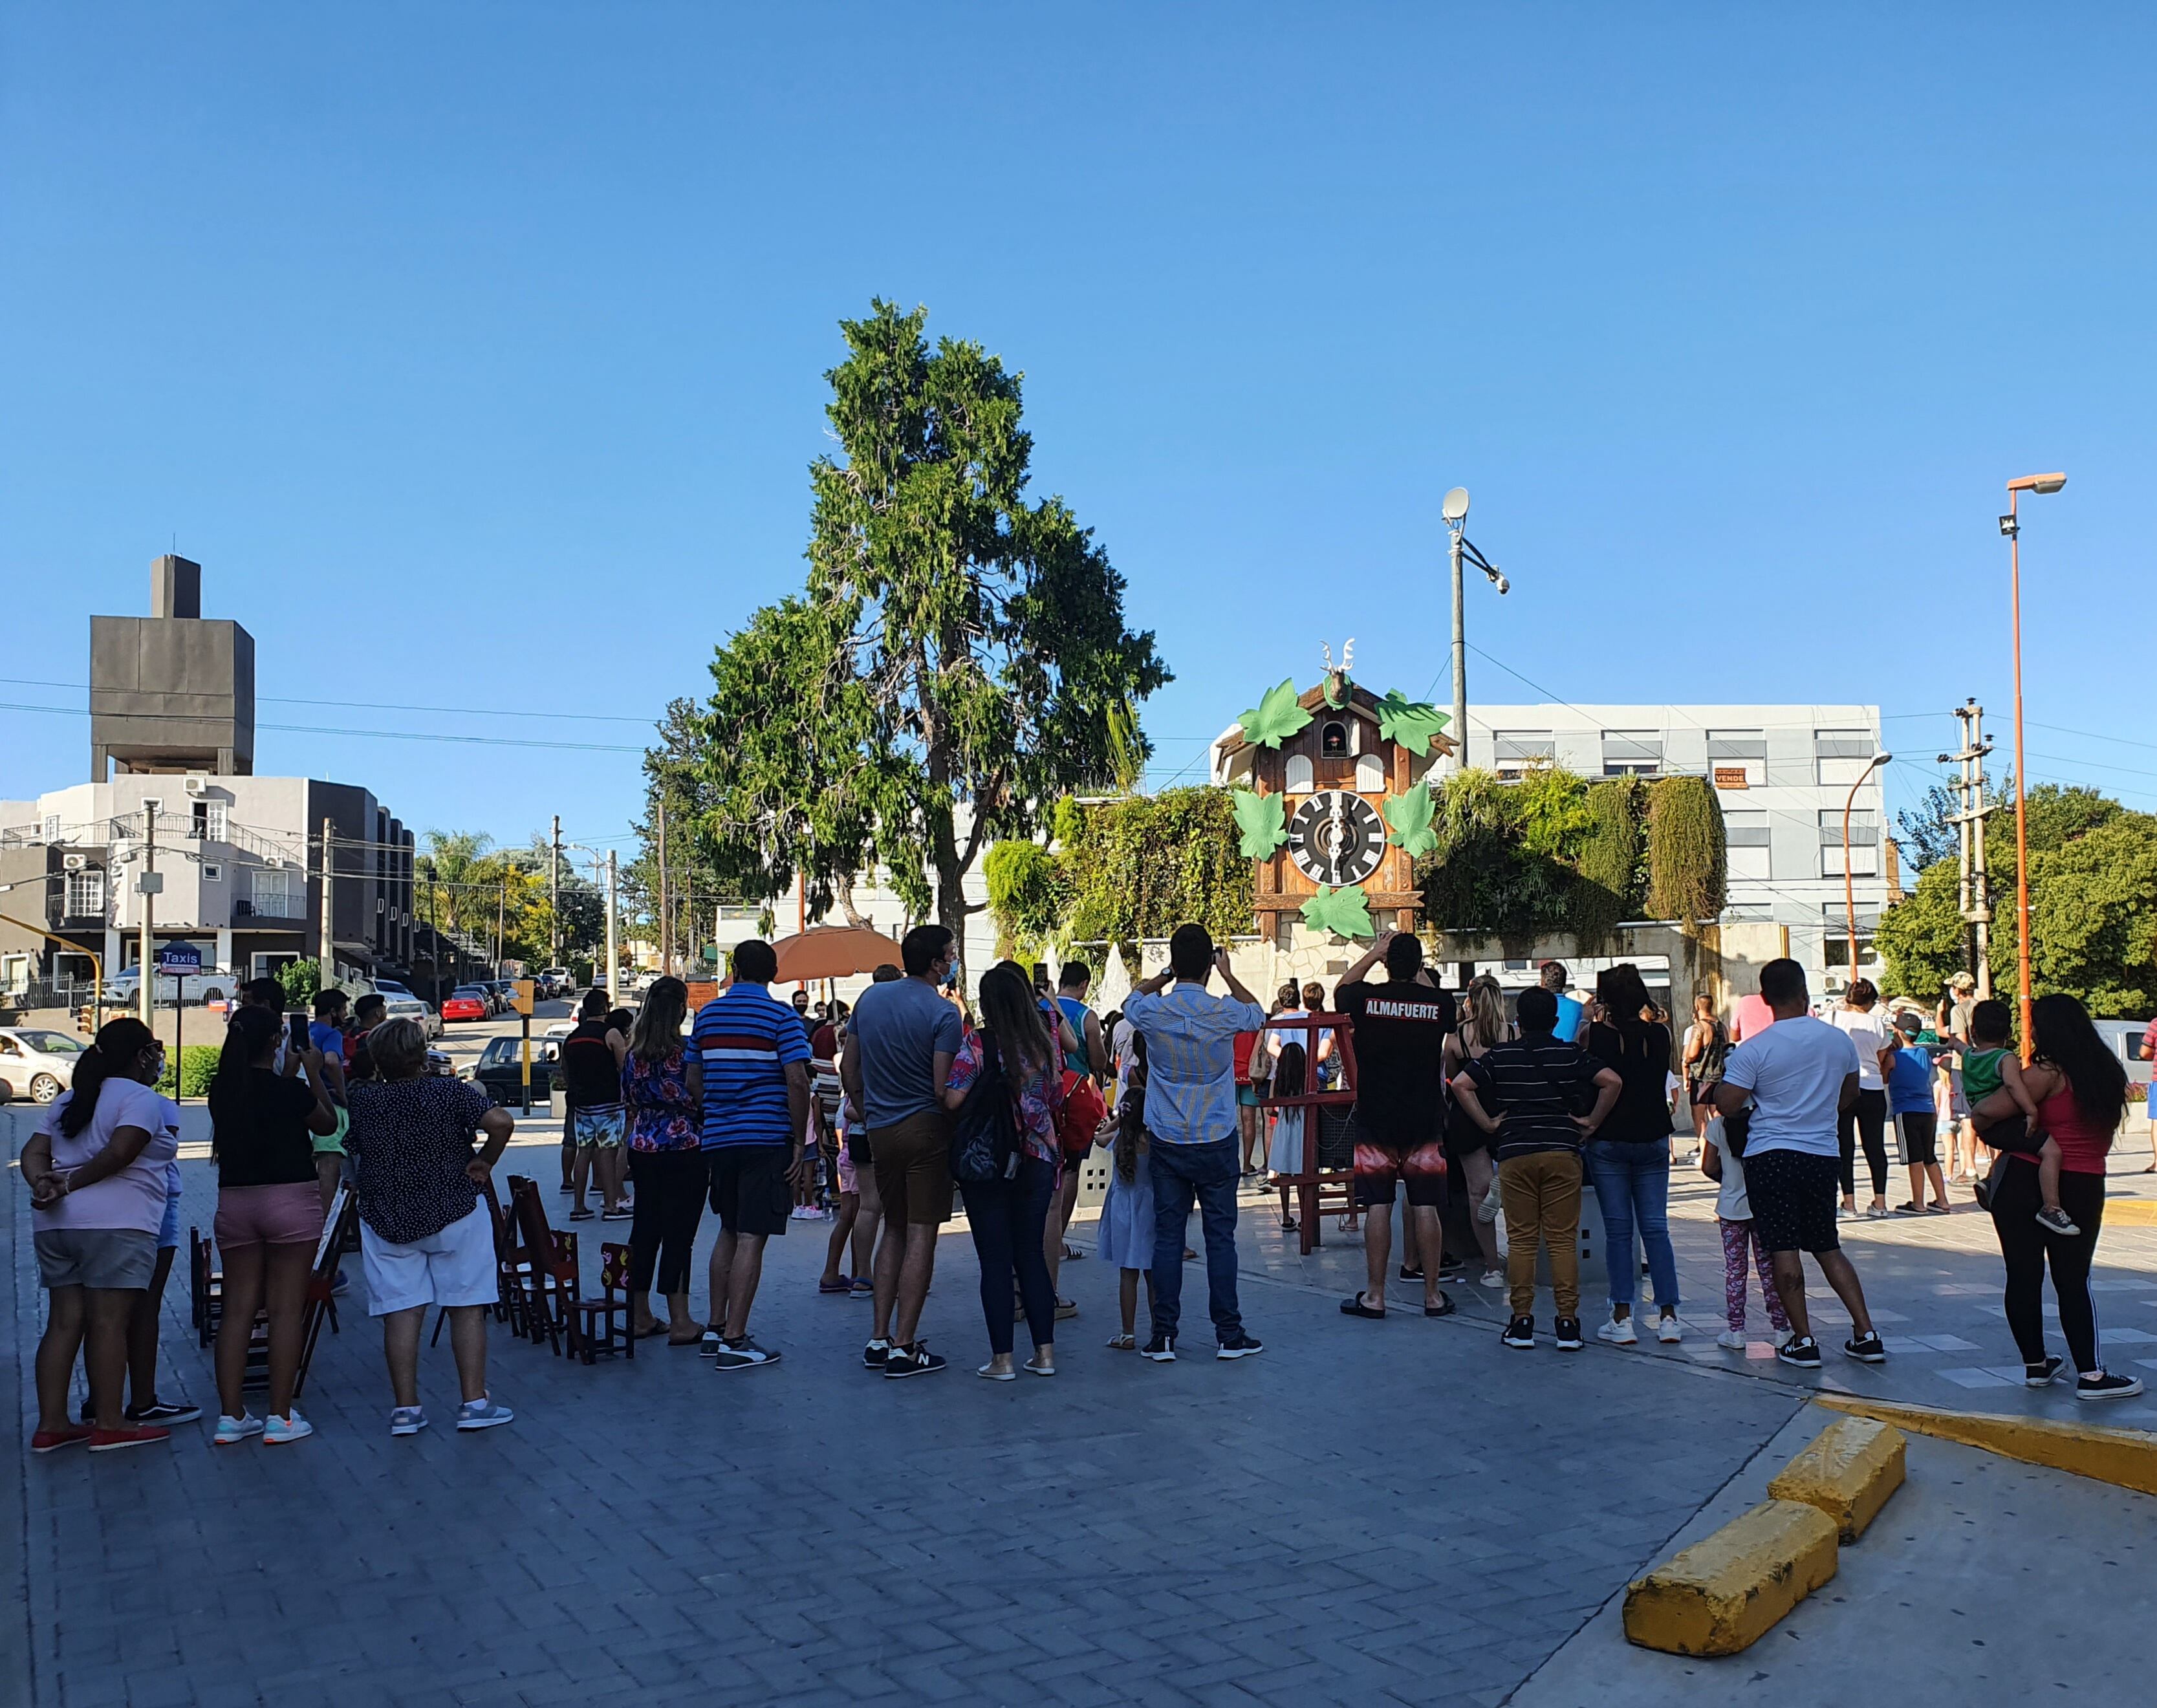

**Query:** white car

left=0, top=1026, right=86, bottom=1104
left=105, top=968, right=234, bottom=1007
left=366, top=979, right=442, bottom=1041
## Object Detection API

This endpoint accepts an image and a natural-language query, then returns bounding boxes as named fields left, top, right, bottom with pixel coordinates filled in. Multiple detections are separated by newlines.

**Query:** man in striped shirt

left=1123, top=924, right=1268, bottom=1363
left=692, top=939, right=812, bottom=1371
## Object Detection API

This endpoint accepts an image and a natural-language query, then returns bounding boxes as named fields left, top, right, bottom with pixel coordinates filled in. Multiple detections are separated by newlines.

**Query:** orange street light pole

left=1842, top=752, right=1891, bottom=989
left=2002, top=471, right=2066, bottom=1060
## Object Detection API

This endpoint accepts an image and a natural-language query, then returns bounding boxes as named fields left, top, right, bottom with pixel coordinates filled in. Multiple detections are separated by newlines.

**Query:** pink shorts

left=836, top=1145, right=860, bottom=1196
left=215, top=1182, right=327, bottom=1249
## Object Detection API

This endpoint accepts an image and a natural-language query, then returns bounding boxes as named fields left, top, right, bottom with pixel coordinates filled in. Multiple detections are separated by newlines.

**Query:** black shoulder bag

left=949, top=1028, right=1022, bottom=1184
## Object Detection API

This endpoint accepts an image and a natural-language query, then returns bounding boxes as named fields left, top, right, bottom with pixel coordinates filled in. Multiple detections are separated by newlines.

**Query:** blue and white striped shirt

left=1124, top=984, right=1266, bottom=1145
left=691, top=982, right=811, bottom=1149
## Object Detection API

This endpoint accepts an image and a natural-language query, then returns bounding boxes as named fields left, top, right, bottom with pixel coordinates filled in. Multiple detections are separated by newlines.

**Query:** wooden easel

left=293, top=1185, right=359, bottom=1399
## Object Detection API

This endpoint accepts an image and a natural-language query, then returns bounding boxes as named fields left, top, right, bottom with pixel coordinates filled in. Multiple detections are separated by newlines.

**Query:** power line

left=0, top=700, right=644, bottom=753
left=0, top=676, right=659, bottom=726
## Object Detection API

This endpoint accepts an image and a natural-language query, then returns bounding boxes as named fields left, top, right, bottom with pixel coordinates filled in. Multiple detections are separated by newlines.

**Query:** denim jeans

left=1148, top=1135, right=1243, bottom=1343
left=1586, top=1138, right=1680, bottom=1311
left=958, top=1154, right=1058, bottom=1356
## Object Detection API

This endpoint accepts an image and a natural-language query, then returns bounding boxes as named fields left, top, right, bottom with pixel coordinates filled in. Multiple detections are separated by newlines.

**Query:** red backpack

left=1057, top=1070, right=1107, bottom=1160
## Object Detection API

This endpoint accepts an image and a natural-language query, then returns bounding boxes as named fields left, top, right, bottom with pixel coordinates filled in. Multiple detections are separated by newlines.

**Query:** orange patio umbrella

left=770, top=924, right=905, bottom=985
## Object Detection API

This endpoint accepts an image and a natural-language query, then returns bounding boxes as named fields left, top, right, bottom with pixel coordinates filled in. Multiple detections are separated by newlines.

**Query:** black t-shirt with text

left=1336, top=977, right=1455, bottom=1145
left=209, top=1068, right=321, bottom=1188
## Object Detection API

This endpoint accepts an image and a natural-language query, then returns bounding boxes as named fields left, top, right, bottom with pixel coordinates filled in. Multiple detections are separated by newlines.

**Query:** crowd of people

left=24, top=925, right=2147, bottom=1454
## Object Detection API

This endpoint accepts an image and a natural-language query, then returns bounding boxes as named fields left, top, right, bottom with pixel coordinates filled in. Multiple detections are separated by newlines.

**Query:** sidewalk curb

left=1812, top=1392, right=2157, bottom=1496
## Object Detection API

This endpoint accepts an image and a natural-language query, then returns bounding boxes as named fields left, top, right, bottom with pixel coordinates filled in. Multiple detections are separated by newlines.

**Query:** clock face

left=1286, top=789, right=1387, bottom=887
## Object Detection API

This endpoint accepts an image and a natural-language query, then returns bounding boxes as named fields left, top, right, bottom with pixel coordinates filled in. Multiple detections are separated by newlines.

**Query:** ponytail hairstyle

left=1115, top=1030, right=1148, bottom=1184
left=1595, top=963, right=1657, bottom=1055
left=58, top=1016, right=159, bottom=1138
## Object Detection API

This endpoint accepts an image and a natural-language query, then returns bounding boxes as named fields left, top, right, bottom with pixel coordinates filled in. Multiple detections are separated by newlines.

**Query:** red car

left=441, top=988, right=490, bottom=1022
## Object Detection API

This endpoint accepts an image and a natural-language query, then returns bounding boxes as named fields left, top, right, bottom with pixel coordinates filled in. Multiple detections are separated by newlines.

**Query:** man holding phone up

left=1123, top=924, right=1268, bottom=1363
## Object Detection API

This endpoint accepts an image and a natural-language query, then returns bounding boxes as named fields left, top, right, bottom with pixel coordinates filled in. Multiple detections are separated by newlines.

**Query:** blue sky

left=5, top=5, right=2153, bottom=863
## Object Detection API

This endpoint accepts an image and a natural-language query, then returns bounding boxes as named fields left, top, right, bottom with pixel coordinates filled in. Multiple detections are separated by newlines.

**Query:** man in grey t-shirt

left=841, top=925, right=962, bottom=1379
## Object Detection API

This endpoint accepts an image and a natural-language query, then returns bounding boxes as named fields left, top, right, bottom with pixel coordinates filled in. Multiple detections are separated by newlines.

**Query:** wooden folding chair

left=433, top=1173, right=530, bottom=1346
left=571, top=1242, right=635, bottom=1365
left=189, top=1226, right=222, bottom=1349
left=507, top=1175, right=580, bottom=1356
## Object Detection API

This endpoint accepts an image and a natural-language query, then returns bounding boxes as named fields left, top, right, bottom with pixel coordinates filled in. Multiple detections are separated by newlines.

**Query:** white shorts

left=362, top=1202, right=499, bottom=1316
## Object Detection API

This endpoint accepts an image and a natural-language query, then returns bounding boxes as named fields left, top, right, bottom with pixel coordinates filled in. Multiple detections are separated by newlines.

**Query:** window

left=1824, top=904, right=1881, bottom=969
left=252, top=867, right=300, bottom=916
left=206, top=801, right=228, bottom=841
left=1354, top=753, right=1386, bottom=792
left=1601, top=731, right=1663, bottom=776
left=65, top=868, right=104, bottom=918
left=1707, top=730, right=1766, bottom=788
left=41, top=814, right=62, bottom=845
left=1723, top=810, right=1771, bottom=881
left=1493, top=731, right=1555, bottom=779
left=1821, top=810, right=1879, bottom=878
left=202, top=863, right=223, bottom=883
left=1283, top=752, right=1314, bottom=792
left=1815, top=729, right=1878, bottom=787
left=1319, top=720, right=1349, bottom=758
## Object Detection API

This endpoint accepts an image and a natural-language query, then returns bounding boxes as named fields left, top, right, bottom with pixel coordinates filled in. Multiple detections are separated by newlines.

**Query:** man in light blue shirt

left=1123, top=924, right=1267, bottom=1362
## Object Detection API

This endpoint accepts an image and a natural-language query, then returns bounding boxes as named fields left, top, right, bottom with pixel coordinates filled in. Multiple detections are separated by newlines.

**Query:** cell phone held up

left=287, top=1010, right=312, bottom=1057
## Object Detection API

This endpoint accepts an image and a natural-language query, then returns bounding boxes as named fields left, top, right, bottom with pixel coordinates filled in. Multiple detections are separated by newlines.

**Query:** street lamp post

left=2000, top=471, right=2066, bottom=1056
left=1438, top=487, right=1509, bottom=771
left=1841, top=753, right=1891, bottom=988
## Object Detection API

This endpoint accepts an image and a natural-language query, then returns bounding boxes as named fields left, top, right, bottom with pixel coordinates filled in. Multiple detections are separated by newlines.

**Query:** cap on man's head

left=1949, top=972, right=1977, bottom=991
left=1895, top=1011, right=1924, bottom=1035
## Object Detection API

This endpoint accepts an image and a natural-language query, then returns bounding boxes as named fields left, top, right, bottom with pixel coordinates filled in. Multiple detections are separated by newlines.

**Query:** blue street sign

left=155, top=943, right=204, bottom=973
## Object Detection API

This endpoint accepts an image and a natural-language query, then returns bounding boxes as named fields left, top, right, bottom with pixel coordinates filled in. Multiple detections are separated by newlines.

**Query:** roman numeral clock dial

left=1285, top=789, right=1386, bottom=887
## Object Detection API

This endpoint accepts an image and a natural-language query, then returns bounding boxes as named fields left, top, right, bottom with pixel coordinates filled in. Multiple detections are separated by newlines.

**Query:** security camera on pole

left=1439, top=487, right=1510, bottom=772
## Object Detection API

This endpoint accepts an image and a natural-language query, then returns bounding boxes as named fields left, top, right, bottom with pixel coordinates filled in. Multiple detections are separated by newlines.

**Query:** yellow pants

left=1497, top=1149, right=1582, bottom=1319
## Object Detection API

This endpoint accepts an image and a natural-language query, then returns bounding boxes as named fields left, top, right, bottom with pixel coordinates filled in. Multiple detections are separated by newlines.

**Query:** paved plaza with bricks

left=11, top=1108, right=2157, bottom=1707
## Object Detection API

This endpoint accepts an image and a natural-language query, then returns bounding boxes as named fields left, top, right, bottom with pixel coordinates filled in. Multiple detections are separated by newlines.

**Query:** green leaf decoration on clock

left=1234, top=678, right=1314, bottom=750
left=1230, top=788, right=1289, bottom=859
left=1300, top=883, right=1374, bottom=940
left=1375, top=689, right=1451, bottom=757
left=1382, top=781, right=1438, bottom=858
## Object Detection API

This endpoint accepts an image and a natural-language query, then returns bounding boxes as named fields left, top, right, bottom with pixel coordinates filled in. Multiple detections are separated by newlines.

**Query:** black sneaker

left=1141, top=1334, right=1177, bottom=1362
left=713, top=1337, right=780, bottom=1372
left=127, top=1400, right=203, bottom=1425
left=1216, top=1334, right=1264, bottom=1360
left=1552, top=1317, right=1584, bottom=1350
left=861, top=1337, right=891, bottom=1370
left=2076, top=1371, right=2145, bottom=1403
left=1501, top=1315, right=1535, bottom=1349
left=2024, top=1355, right=2065, bottom=1388
left=883, top=1342, right=946, bottom=1379
left=1777, top=1335, right=1823, bottom=1368
left=1843, top=1332, right=1887, bottom=1365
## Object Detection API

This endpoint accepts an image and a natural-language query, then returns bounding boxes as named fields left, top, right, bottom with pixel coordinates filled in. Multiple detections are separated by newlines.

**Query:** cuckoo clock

left=1212, top=647, right=1456, bottom=941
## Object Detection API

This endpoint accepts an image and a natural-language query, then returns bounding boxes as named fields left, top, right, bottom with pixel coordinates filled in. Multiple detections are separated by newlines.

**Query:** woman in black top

left=208, top=1004, right=338, bottom=1443
left=1581, top=964, right=1683, bottom=1345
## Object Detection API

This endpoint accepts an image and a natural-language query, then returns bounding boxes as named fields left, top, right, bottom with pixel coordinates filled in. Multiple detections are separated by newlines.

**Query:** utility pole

left=1944, top=700, right=1995, bottom=997
left=656, top=794, right=670, bottom=978
left=549, top=814, right=561, bottom=969
left=495, top=875, right=506, bottom=971
left=319, top=817, right=335, bottom=987
left=604, top=850, right=619, bottom=1007
left=137, top=800, right=161, bottom=1026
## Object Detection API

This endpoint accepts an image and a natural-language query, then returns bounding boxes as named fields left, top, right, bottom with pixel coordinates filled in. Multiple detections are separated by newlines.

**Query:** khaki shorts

left=870, top=1107, right=953, bottom=1226
left=36, top=1227, right=157, bottom=1290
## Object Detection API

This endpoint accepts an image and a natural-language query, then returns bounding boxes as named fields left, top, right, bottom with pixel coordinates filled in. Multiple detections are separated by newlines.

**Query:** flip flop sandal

left=1106, top=1333, right=1136, bottom=1350
left=1340, top=1292, right=1387, bottom=1319
left=632, top=1321, right=667, bottom=1339
left=819, top=1277, right=853, bottom=1294
left=1424, top=1294, right=1457, bottom=1318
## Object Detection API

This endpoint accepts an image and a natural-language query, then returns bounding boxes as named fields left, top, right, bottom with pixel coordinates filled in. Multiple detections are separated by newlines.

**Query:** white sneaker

left=1656, top=1314, right=1683, bottom=1344
left=213, top=1412, right=263, bottom=1446
left=1597, top=1313, right=1638, bottom=1345
left=1480, top=1269, right=1504, bottom=1288
left=1717, top=1328, right=1749, bottom=1350
left=263, top=1410, right=314, bottom=1445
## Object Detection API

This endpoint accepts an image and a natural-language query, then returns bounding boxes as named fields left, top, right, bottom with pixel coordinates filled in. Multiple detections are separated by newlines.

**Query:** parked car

left=105, top=968, right=233, bottom=1008
left=441, top=987, right=491, bottom=1023
left=0, top=1026, right=85, bottom=1103
left=540, top=968, right=574, bottom=999
left=464, top=1033, right=559, bottom=1107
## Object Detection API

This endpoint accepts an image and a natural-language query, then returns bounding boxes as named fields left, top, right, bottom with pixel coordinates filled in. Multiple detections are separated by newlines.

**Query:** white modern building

left=1464, top=703, right=1891, bottom=982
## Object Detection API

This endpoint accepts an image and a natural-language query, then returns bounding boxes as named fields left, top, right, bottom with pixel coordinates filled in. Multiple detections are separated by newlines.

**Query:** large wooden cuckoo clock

left=1211, top=643, right=1456, bottom=942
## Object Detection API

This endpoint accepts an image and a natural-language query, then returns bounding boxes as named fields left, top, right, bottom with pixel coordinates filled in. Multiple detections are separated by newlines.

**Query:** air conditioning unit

left=183, top=774, right=210, bottom=798
left=63, top=853, right=87, bottom=872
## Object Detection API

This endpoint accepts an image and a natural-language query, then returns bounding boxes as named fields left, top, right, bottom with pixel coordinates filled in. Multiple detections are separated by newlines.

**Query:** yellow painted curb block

left=1622, top=1498, right=1838, bottom=1656
left=1814, top=1395, right=2157, bottom=1497
left=1766, top=1415, right=1906, bottom=1542
left=2106, top=1199, right=2157, bottom=1227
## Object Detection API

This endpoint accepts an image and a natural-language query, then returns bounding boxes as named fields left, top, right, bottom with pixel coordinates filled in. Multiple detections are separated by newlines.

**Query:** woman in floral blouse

left=620, top=977, right=704, bottom=1343
left=941, top=959, right=1065, bottom=1380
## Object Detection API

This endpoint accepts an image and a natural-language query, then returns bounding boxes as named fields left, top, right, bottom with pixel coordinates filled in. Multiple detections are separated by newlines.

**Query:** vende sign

left=1712, top=767, right=1750, bottom=790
